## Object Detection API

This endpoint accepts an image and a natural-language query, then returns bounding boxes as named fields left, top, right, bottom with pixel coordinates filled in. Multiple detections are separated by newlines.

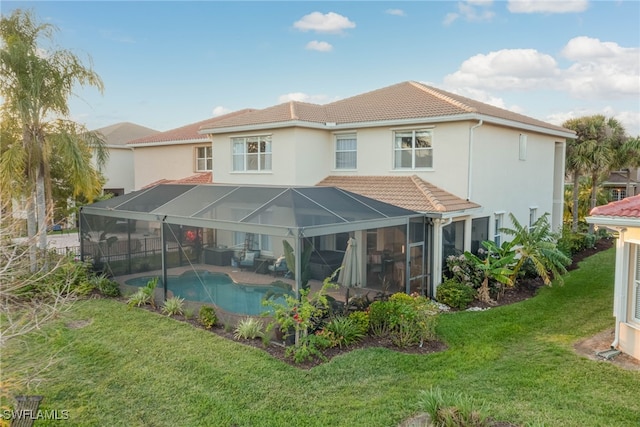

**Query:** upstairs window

left=195, top=146, right=212, bottom=171
left=529, top=207, right=537, bottom=232
left=335, top=133, right=357, bottom=169
left=394, top=129, right=433, bottom=169
left=232, top=136, right=272, bottom=172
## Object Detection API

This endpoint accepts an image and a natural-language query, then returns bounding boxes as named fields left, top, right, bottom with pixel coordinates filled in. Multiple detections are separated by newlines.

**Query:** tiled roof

left=589, top=195, right=640, bottom=218
left=602, top=171, right=638, bottom=185
left=141, top=172, right=212, bottom=189
left=199, top=81, right=571, bottom=134
left=316, top=175, right=480, bottom=213
left=93, top=122, right=159, bottom=146
left=129, top=110, right=255, bottom=145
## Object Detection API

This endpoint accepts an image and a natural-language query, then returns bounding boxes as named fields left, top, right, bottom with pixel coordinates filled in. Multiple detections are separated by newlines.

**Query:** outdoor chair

left=268, top=256, right=288, bottom=277
left=239, top=250, right=260, bottom=271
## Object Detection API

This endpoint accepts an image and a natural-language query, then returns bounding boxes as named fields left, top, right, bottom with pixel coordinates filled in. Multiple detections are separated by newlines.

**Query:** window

left=232, top=135, right=272, bottom=172
left=529, top=208, right=537, bottom=231
left=394, top=129, right=433, bottom=169
left=471, top=217, right=489, bottom=254
left=196, top=146, right=212, bottom=171
left=494, top=213, right=504, bottom=246
left=634, top=245, right=640, bottom=323
left=519, top=134, right=527, bottom=161
left=335, top=133, right=357, bottom=169
left=610, top=188, right=627, bottom=201
left=442, top=220, right=464, bottom=266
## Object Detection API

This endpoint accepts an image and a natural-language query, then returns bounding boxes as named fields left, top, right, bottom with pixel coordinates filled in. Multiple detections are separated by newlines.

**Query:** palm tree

left=0, top=9, right=107, bottom=269
left=563, top=115, right=627, bottom=232
left=501, top=213, right=571, bottom=286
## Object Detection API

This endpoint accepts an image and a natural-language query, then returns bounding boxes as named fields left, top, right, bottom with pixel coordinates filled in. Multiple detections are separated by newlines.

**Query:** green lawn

left=3, top=248, right=639, bottom=426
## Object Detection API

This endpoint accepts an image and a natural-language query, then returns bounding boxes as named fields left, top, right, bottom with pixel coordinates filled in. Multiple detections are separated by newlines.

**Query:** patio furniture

left=239, top=250, right=260, bottom=271
left=268, top=256, right=288, bottom=277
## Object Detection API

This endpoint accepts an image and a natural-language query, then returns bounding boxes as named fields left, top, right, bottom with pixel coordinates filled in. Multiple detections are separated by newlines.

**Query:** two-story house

left=197, top=81, right=574, bottom=292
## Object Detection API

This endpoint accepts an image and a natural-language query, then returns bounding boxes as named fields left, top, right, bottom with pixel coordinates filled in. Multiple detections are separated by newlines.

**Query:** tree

left=0, top=9, right=107, bottom=270
left=501, top=213, right=571, bottom=286
left=563, top=115, right=627, bottom=232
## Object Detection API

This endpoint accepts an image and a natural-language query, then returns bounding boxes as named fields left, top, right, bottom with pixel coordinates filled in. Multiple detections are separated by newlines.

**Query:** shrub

left=369, top=293, right=439, bottom=348
left=445, top=254, right=483, bottom=288
left=234, top=317, right=264, bottom=340
left=324, top=316, right=364, bottom=348
left=557, top=229, right=594, bottom=256
left=198, top=306, right=217, bottom=329
left=183, top=308, right=195, bottom=320
left=127, top=277, right=158, bottom=308
left=436, top=279, right=476, bottom=310
left=417, top=387, right=491, bottom=427
left=348, top=310, right=370, bottom=335
left=162, top=296, right=185, bottom=317
left=90, top=274, right=120, bottom=297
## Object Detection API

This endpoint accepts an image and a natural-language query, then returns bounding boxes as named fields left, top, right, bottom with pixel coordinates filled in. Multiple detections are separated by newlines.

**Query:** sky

left=2, top=1, right=640, bottom=136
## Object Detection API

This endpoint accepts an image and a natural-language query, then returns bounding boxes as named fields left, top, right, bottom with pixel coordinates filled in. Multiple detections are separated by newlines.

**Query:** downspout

left=467, top=120, right=484, bottom=201
left=611, top=227, right=627, bottom=349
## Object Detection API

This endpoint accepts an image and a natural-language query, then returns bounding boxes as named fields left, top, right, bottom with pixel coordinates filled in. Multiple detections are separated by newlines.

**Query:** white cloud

left=277, top=92, right=333, bottom=104
left=212, top=106, right=230, bottom=116
left=293, top=12, right=355, bottom=34
left=547, top=107, right=640, bottom=136
left=444, top=38, right=639, bottom=99
left=508, top=0, right=589, bottom=14
left=443, top=1, right=495, bottom=26
left=305, top=41, right=333, bottom=52
left=385, top=9, right=405, bottom=17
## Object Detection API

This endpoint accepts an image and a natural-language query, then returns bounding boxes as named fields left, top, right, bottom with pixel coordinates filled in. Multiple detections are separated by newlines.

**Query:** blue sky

left=3, top=1, right=640, bottom=135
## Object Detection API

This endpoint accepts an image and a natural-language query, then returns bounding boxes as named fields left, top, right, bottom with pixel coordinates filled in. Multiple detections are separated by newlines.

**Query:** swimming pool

left=124, top=270, right=292, bottom=316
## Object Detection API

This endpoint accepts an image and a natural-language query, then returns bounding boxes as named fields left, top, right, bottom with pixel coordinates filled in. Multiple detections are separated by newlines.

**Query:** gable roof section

left=316, top=175, right=480, bottom=215
left=129, top=109, right=255, bottom=146
left=93, top=122, right=159, bottom=146
left=199, top=81, right=573, bottom=137
left=590, top=195, right=640, bottom=218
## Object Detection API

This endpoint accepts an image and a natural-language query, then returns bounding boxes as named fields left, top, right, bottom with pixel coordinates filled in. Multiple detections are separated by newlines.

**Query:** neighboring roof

left=82, top=184, right=422, bottom=238
left=316, top=175, right=480, bottom=215
left=93, top=122, right=159, bottom=146
left=589, top=195, right=640, bottom=218
left=602, top=171, right=638, bottom=186
left=142, top=172, right=212, bottom=189
left=129, top=109, right=255, bottom=146
left=199, top=81, right=573, bottom=137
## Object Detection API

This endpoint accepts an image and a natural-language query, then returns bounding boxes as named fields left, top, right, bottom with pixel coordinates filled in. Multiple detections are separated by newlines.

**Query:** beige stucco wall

left=619, top=322, right=640, bottom=360
left=101, top=147, right=134, bottom=193
left=133, top=142, right=209, bottom=190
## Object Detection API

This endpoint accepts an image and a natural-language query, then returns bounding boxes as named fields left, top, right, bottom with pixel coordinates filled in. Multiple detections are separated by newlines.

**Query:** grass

left=2, top=248, right=639, bottom=426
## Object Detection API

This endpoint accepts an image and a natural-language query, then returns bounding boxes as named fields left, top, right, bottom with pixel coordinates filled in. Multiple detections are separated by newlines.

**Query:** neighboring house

left=587, top=195, right=640, bottom=361
left=93, top=122, right=159, bottom=195
left=602, top=169, right=639, bottom=201
left=128, top=111, right=254, bottom=190
left=198, top=81, right=574, bottom=292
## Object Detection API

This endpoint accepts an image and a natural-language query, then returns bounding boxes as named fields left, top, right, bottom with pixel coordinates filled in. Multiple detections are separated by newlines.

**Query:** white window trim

left=195, top=146, right=212, bottom=172
left=334, top=132, right=357, bottom=170
left=528, top=207, right=538, bottom=231
left=231, top=134, right=272, bottom=173
left=494, top=211, right=505, bottom=246
left=633, top=244, right=640, bottom=323
left=393, top=128, right=434, bottom=170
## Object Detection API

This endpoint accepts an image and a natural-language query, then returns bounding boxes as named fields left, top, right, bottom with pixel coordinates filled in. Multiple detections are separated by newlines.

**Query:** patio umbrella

left=338, top=237, right=361, bottom=304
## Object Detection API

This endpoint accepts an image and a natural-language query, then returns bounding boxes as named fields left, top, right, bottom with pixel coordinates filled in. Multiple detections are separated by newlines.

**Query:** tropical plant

left=89, top=274, right=120, bottom=297
left=563, top=115, right=627, bottom=232
left=347, top=310, right=370, bottom=335
left=282, top=239, right=313, bottom=290
left=501, top=213, right=571, bottom=285
left=0, top=9, right=107, bottom=271
left=198, top=306, right=217, bottom=329
left=324, top=316, right=365, bottom=348
left=463, top=241, right=515, bottom=303
left=162, top=296, right=185, bottom=317
left=233, top=317, right=264, bottom=340
left=436, top=279, right=476, bottom=310
left=127, top=277, right=158, bottom=308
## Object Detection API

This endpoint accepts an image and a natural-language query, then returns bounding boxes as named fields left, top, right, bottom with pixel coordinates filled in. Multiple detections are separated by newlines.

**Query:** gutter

left=467, top=120, right=483, bottom=201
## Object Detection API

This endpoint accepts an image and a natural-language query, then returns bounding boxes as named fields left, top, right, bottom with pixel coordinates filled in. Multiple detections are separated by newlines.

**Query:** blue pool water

left=124, top=270, right=292, bottom=316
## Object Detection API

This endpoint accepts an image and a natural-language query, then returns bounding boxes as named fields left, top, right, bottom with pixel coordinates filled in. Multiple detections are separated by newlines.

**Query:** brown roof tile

left=141, top=172, right=212, bottom=190
left=590, top=194, right=640, bottom=218
left=129, top=110, right=255, bottom=145
left=199, top=81, right=571, bottom=134
left=316, top=175, right=480, bottom=213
